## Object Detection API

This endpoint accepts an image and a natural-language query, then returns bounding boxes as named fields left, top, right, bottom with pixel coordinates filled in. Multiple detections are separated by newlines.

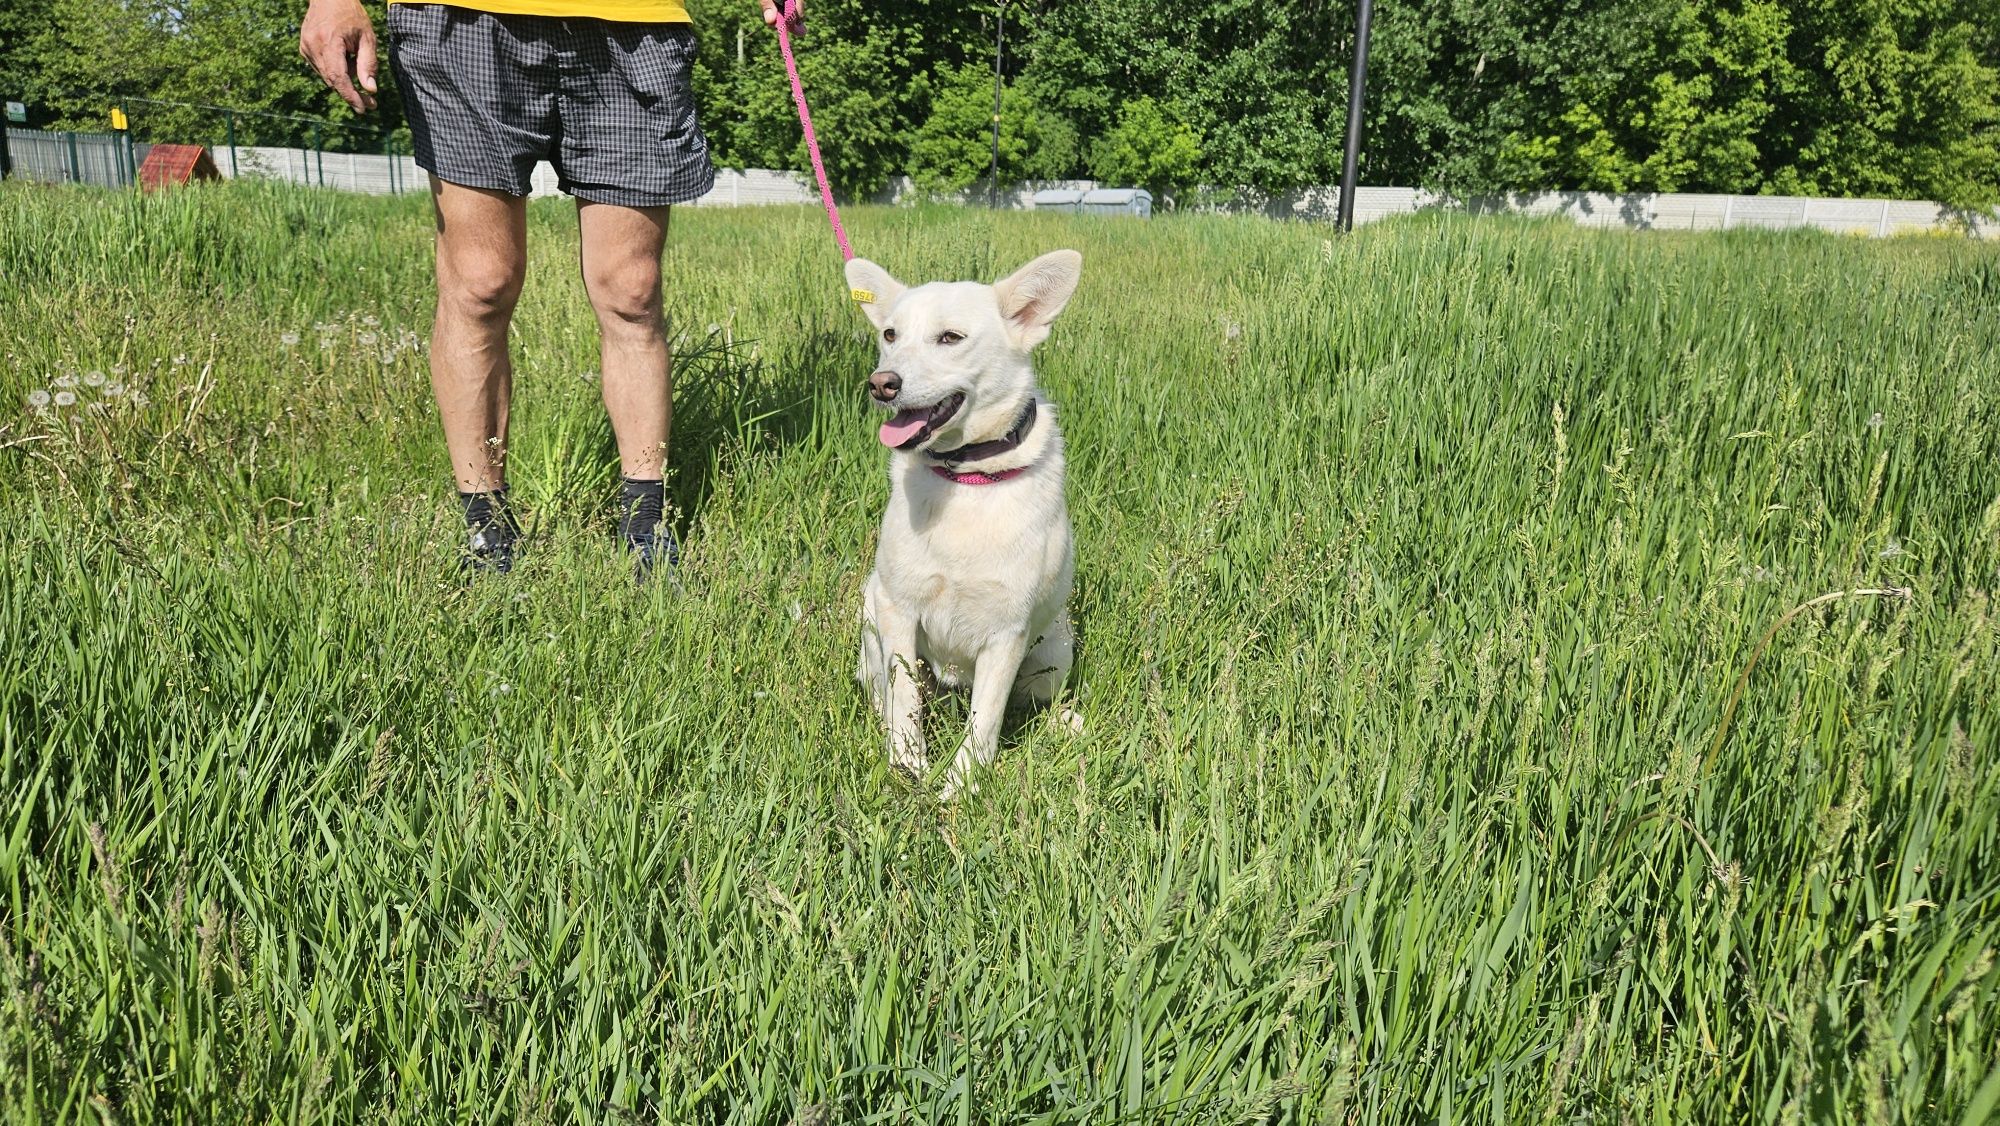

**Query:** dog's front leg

left=940, top=631, right=1029, bottom=801
left=870, top=596, right=929, bottom=776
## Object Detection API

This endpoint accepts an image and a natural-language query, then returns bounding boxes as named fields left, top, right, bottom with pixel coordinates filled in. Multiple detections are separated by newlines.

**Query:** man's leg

left=430, top=177, right=528, bottom=569
left=576, top=199, right=676, bottom=575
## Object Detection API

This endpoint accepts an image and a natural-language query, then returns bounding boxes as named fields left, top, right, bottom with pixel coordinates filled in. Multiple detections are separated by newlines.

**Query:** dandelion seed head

left=53, top=372, right=78, bottom=389
left=83, top=370, right=106, bottom=387
left=1867, top=411, right=1884, bottom=432
left=26, top=389, right=51, bottom=408
left=358, top=332, right=378, bottom=346
left=1880, top=538, right=1904, bottom=559
left=280, top=332, right=301, bottom=347
left=53, top=390, right=77, bottom=407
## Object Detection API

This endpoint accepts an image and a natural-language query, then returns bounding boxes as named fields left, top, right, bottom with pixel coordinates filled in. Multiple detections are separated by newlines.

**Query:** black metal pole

left=1337, top=0, right=1374, bottom=233
left=990, top=2, right=1004, bottom=209
left=0, top=116, right=12, bottom=183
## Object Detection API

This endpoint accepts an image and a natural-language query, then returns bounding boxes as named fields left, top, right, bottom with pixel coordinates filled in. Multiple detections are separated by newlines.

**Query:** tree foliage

left=9, top=0, right=396, bottom=146
left=1, top=0, right=1993, bottom=206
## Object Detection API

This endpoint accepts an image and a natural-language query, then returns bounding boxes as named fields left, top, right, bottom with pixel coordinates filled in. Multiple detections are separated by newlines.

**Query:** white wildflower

left=103, top=382, right=126, bottom=398
left=1867, top=411, right=1884, bottom=432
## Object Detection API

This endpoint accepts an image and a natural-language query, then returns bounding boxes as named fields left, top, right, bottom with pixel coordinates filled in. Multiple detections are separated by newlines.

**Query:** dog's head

left=844, top=250, right=1082, bottom=452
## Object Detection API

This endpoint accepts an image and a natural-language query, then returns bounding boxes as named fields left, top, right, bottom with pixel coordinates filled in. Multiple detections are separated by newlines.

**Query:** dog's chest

left=876, top=474, right=1070, bottom=642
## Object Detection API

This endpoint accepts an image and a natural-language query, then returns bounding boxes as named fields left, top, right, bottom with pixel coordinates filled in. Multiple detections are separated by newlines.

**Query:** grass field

left=2, top=181, right=1998, bottom=1124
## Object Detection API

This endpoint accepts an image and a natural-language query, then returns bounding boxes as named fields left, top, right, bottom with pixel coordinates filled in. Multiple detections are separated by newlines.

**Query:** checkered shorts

left=386, top=3, right=715, bottom=207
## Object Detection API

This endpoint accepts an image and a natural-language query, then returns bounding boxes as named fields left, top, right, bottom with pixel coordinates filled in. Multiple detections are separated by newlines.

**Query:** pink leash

left=777, top=1, right=1020, bottom=487
left=772, top=0, right=852, bottom=263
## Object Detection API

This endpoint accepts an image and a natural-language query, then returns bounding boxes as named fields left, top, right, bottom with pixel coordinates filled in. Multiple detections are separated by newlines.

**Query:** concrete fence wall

left=222, top=145, right=423, bottom=195
left=10, top=128, right=1997, bottom=238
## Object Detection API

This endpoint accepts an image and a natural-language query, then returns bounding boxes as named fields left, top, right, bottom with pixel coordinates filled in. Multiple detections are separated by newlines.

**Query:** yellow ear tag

left=850, top=288, right=876, bottom=304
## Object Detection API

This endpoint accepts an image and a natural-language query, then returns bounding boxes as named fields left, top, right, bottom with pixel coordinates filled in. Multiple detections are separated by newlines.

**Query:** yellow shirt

left=389, top=0, right=689, bottom=22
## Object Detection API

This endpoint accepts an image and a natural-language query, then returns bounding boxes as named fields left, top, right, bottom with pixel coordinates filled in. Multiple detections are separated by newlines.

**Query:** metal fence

left=5, top=127, right=140, bottom=187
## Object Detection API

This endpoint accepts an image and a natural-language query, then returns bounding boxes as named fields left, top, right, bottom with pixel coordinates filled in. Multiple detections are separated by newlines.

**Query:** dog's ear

left=845, top=258, right=905, bottom=330
left=993, top=250, right=1083, bottom=348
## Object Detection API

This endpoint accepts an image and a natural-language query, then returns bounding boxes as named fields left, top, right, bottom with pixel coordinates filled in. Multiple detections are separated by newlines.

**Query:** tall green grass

left=2, top=179, right=1997, bottom=1123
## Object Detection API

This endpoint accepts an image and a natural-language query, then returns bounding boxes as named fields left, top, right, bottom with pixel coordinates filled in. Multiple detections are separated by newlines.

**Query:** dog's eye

left=937, top=331, right=964, bottom=345
left=882, top=328, right=897, bottom=343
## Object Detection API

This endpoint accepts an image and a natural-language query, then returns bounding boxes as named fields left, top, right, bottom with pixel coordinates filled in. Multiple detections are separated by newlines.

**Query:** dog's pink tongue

left=879, top=410, right=927, bottom=448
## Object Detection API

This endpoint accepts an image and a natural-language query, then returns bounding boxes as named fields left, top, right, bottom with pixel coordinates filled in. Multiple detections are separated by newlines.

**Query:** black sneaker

left=462, top=523, right=519, bottom=575
left=458, top=487, right=520, bottom=576
left=617, top=476, right=676, bottom=585
left=626, top=525, right=681, bottom=584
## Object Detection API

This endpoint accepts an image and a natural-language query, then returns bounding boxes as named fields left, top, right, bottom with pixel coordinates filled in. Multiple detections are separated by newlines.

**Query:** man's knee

left=441, top=254, right=526, bottom=323
left=585, top=260, right=664, bottom=334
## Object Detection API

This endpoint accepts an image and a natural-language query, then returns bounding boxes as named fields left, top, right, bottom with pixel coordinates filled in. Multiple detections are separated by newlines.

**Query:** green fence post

left=226, top=110, right=238, bottom=178
left=66, top=130, right=80, bottom=183
left=120, top=103, right=136, bottom=186
left=312, top=123, right=323, bottom=186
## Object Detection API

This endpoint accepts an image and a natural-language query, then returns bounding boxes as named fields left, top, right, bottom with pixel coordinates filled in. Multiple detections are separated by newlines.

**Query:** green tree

left=907, top=65, right=1077, bottom=193
left=1766, top=0, right=1999, bottom=207
left=21, top=0, right=402, bottom=147
left=1087, top=95, right=1201, bottom=198
left=0, top=0, right=57, bottom=126
left=688, top=0, right=998, bottom=197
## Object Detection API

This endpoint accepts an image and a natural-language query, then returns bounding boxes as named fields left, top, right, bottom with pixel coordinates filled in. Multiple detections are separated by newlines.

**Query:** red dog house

left=138, top=144, right=222, bottom=190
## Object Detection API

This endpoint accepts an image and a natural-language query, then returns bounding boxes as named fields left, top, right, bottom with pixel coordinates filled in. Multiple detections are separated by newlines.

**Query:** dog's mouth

left=878, top=392, right=965, bottom=450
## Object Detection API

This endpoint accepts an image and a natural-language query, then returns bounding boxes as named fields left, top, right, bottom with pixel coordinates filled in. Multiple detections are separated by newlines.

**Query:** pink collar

left=930, top=465, right=1027, bottom=486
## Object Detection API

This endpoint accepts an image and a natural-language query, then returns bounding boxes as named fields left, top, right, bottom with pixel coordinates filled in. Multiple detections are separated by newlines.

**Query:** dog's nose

left=868, top=371, right=902, bottom=402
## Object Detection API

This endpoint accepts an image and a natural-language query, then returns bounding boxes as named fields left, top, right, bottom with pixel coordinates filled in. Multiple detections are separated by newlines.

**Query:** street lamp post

left=1336, top=0, right=1375, bottom=233
left=990, top=1, right=1005, bottom=209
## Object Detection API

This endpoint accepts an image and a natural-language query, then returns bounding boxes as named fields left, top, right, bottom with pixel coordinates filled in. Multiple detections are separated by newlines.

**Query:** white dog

left=844, top=250, right=1083, bottom=799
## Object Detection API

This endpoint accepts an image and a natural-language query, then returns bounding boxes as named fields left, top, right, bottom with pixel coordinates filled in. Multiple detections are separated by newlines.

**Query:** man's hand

left=300, top=0, right=379, bottom=113
left=760, top=0, right=802, bottom=31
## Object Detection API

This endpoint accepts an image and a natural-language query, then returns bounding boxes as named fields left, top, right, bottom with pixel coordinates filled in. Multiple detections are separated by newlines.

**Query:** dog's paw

left=889, top=745, right=930, bottom=778
left=1051, top=707, right=1085, bottom=736
left=938, top=771, right=979, bottom=803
